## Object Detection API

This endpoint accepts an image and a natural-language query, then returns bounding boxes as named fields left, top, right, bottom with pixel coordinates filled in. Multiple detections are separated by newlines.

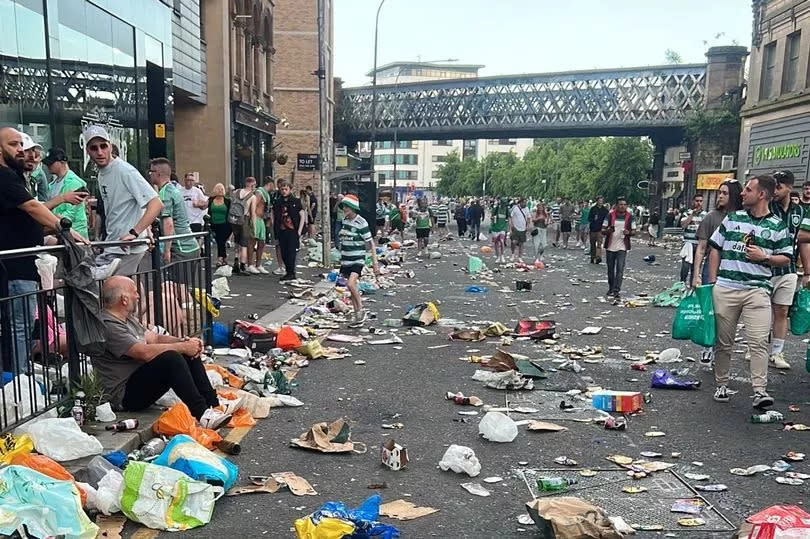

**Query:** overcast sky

left=334, top=0, right=753, bottom=87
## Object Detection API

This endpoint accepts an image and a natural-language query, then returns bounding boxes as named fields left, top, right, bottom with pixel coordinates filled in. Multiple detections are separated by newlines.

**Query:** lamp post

left=370, top=0, right=386, bottom=180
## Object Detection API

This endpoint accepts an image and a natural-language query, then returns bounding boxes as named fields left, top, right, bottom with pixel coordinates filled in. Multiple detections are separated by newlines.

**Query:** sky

left=334, top=0, right=753, bottom=87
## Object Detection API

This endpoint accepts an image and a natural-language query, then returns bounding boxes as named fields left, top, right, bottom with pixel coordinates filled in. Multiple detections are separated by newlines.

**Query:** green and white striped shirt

left=681, top=209, right=706, bottom=244
left=339, top=214, right=373, bottom=265
left=709, top=209, right=792, bottom=291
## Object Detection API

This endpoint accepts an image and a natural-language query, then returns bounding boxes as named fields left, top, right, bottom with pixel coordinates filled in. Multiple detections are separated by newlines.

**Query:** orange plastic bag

left=154, top=402, right=222, bottom=449
left=276, top=326, right=302, bottom=351
left=227, top=408, right=256, bottom=428
left=205, top=364, right=245, bottom=389
left=10, top=453, right=87, bottom=507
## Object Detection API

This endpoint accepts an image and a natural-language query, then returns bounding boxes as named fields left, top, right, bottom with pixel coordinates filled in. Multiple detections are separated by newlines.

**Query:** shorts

left=511, top=229, right=527, bottom=244
left=340, top=263, right=364, bottom=278
left=549, top=222, right=560, bottom=232
left=648, top=224, right=659, bottom=237
left=416, top=228, right=430, bottom=239
left=231, top=223, right=246, bottom=247
left=492, top=231, right=506, bottom=243
left=391, top=221, right=404, bottom=232
left=771, top=273, right=798, bottom=306
left=189, top=223, right=203, bottom=233
left=560, top=220, right=572, bottom=233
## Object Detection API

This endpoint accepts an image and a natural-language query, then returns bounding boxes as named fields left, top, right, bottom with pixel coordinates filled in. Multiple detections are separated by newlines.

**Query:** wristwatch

left=129, top=228, right=138, bottom=237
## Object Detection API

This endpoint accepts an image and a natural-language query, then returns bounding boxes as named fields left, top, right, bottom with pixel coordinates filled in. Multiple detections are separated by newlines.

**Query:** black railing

left=0, top=219, right=214, bottom=432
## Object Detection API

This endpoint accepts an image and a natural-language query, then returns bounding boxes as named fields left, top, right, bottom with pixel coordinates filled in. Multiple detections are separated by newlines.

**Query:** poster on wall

left=697, top=172, right=735, bottom=190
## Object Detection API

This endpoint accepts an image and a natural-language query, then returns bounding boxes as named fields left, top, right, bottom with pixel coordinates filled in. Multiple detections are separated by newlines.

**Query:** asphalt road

left=146, top=225, right=810, bottom=538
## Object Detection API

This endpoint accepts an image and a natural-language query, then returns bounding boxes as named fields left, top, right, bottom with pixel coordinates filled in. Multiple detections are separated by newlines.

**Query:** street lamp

left=370, top=0, right=386, bottom=180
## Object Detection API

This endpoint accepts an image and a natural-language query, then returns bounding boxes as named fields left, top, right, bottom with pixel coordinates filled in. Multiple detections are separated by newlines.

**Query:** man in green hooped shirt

left=413, top=198, right=432, bottom=257
left=489, top=198, right=509, bottom=263
left=578, top=201, right=590, bottom=249
left=388, top=202, right=404, bottom=238
left=149, top=158, right=200, bottom=284
left=42, top=148, right=90, bottom=238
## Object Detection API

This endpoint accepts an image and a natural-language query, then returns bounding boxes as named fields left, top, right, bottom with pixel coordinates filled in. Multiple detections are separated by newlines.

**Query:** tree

left=664, top=49, right=683, bottom=65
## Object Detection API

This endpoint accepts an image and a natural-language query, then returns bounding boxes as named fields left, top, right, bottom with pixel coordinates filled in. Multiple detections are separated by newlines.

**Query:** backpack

left=228, top=189, right=254, bottom=225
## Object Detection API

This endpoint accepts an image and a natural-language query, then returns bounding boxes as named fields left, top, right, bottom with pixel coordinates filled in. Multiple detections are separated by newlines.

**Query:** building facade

left=273, top=0, right=334, bottom=189
left=0, top=0, right=174, bottom=189
left=367, top=62, right=534, bottom=197
left=740, top=0, right=810, bottom=181
left=173, top=0, right=278, bottom=191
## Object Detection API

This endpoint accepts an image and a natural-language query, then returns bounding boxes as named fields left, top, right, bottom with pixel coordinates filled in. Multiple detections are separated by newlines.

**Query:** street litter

left=484, top=322, right=511, bottom=336
left=744, top=505, right=810, bottom=538
left=294, top=494, right=399, bottom=538
left=16, top=417, right=103, bottom=462
left=465, top=285, right=488, bottom=293
left=783, top=423, right=810, bottom=430
left=379, top=499, right=439, bottom=521
left=450, top=329, right=486, bottom=341
left=368, top=334, right=404, bottom=345
left=640, top=451, right=661, bottom=458
left=644, top=431, right=666, bottom=437
left=479, top=411, right=518, bottom=442
left=514, top=319, right=556, bottom=339
left=592, top=390, right=642, bottom=413
left=483, top=476, right=503, bottom=483
left=678, top=517, right=705, bottom=527
left=460, top=482, right=491, bottom=497
left=289, top=418, right=365, bottom=454
left=730, top=465, right=772, bottom=476
left=402, top=302, right=440, bottom=326
left=381, top=439, right=409, bottom=471
left=684, top=473, right=710, bottom=481
left=775, top=476, right=803, bottom=485
left=525, top=497, right=623, bottom=538
left=786, top=471, right=810, bottom=479
left=554, top=456, right=578, bottom=466
left=153, top=434, right=239, bottom=489
left=517, top=514, right=534, bottom=525
left=472, top=369, right=534, bottom=390
left=694, top=484, right=727, bottom=492
left=784, top=451, right=806, bottom=461
left=579, top=326, right=602, bottom=335
left=622, top=486, right=647, bottom=493
left=603, top=416, right=627, bottom=430
left=671, top=498, right=705, bottom=515
left=439, top=444, right=481, bottom=477
left=381, top=423, right=404, bottom=429
left=579, top=469, right=598, bottom=477
left=650, top=369, right=700, bottom=389
left=446, top=391, right=483, bottom=406
left=527, top=420, right=568, bottom=432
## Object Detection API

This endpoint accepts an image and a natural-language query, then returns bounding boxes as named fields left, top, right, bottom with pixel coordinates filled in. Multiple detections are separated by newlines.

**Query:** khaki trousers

left=712, top=285, right=771, bottom=392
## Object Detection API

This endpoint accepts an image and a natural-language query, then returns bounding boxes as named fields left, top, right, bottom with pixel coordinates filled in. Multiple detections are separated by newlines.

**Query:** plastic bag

left=2, top=374, right=47, bottom=425
left=294, top=516, right=355, bottom=539
left=153, top=434, right=239, bottom=490
left=227, top=408, right=256, bottom=428
left=651, top=369, right=700, bottom=390
left=791, top=288, right=810, bottom=335
left=0, top=432, right=34, bottom=465
left=120, top=461, right=223, bottom=531
left=295, top=495, right=399, bottom=539
left=0, top=465, right=98, bottom=539
left=205, top=363, right=246, bottom=388
left=212, top=276, right=230, bottom=299
left=10, top=452, right=88, bottom=506
left=154, top=402, right=223, bottom=450
left=478, top=412, right=518, bottom=442
left=96, top=468, right=124, bottom=515
left=467, top=256, right=483, bottom=274
left=35, top=253, right=58, bottom=290
left=438, top=444, right=481, bottom=477
left=17, top=417, right=103, bottom=461
left=671, top=292, right=701, bottom=340
left=691, top=284, right=716, bottom=347
left=746, top=505, right=810, bottom=539
left=277, top=326, right=302, bottom=350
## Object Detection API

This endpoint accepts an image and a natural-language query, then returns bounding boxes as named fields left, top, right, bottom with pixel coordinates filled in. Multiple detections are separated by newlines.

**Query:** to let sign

left=297, top=154, right=320, bottom=171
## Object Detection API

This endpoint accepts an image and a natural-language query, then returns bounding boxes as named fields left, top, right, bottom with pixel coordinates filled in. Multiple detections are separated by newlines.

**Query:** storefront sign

left=297, top=153, right=320, bottom=171
left=753, top=141, right=802, bottom=165
left=697, top=172, right=735, bottom=190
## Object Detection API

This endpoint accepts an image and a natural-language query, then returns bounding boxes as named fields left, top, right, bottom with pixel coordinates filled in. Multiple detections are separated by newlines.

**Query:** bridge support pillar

left=650, top=129, right=685, bottom=221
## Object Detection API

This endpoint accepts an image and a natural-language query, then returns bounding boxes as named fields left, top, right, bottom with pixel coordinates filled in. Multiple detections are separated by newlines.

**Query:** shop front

left=232, top=102, right=277, bottom=187
left=744, top=114, right=810, bottom=181
left=0, top=0, right=173, bottom=191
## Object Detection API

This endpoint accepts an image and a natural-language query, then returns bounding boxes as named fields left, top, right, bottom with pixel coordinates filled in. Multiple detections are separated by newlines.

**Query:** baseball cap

left=43, top=148, right=68, bottom=166
left=83, top=125, right=111, bottom=146
left=21, top=133, right=41, bottom=151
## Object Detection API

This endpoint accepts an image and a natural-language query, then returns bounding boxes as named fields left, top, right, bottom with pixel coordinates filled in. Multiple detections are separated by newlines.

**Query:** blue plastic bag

left=153, top=434, right=239, bottom=490
left=307, top=494, right=400, bottom=539
left=465, top=285, right=488, bottom=294
left=211, top=322, right=230, bottom=346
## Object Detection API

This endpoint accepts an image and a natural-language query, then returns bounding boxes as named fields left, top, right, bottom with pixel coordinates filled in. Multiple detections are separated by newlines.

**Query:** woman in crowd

left=531, top=202, right=548, bottom=265
left=208, top=183, right=231, bottom=267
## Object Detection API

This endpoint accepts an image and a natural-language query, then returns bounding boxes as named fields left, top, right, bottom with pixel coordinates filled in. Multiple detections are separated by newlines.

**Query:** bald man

left=94, top=276, right=231, bottom=428
left=0, top=127, right=88, bottom=374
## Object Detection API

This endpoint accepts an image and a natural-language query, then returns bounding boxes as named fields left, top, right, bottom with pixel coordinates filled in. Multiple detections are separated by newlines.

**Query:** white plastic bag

left=213, top=265, right=233, bottom=278
left=206, top=369, right=224, bottom=388
left=17, top=417, right=103, bottom=461
left=95, top=402, right=117, bottom=422
left=35, top=254, right=58, bottom=290
left=439, top=444, right=481, bottom=477
left=2, top=374, right=47, bottom=425
left=96, top=468, right=124, bottom=515
left=212, top=277, right=230, bottom=298
left=478, top=412, right=518, bottom=442
left=156, top=388, right=181, bottom=407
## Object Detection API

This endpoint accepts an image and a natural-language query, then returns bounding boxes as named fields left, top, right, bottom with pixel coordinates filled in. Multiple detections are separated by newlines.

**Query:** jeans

left=4, top=280, right=37, bottom=374
left=605, top=250, right=627, bottom=294
left=122, top=350, right=218, bottom=419
left=470, top=221, right=481, bottom=240
left=456, top=218, right=467, bottom=237
left=278, top=229, right=300, bottom=278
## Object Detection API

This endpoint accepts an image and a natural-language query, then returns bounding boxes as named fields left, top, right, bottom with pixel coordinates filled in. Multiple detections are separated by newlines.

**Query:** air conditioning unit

left=721, top=155, right=735, bottom=170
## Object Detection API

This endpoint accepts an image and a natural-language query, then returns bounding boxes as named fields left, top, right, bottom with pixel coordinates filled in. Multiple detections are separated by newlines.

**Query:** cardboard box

left=592, top=391, right=642, bottom=413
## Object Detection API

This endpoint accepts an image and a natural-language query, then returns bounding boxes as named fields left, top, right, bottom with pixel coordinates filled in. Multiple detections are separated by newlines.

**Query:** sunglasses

left=88, top=142, right=109, bottom=152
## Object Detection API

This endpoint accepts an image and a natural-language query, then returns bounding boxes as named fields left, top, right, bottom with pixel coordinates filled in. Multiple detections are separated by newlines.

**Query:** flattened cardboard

left=379, top=499, right=439, bottom=521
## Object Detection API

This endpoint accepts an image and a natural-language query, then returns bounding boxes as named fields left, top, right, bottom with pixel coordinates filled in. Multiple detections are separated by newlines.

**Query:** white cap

left=21, top=133, right=41, bottom=151
left=83, top=125, right=111, bottom=145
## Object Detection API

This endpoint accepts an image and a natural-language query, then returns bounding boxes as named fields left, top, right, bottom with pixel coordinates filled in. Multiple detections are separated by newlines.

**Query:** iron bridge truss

left=340, top=64, right=706, bottom=141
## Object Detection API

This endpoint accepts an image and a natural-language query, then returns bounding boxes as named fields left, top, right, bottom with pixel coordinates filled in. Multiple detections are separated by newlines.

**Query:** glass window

left=0, top=0, right=20, bottom=57
left=784, top=31, right=801, bottom=93
left=14, top=0, right=46, bottom=59
left=761, top=41, right=777, bottom=99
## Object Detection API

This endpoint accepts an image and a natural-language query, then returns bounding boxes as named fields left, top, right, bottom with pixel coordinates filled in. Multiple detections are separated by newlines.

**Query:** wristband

left=129, top=228, right=138, bottom=237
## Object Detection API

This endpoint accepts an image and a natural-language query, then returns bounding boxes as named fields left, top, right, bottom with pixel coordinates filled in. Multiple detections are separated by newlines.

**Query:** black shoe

left=596, top=258, right=602, bottom=264
left=279, top=274, right=295, bottom=282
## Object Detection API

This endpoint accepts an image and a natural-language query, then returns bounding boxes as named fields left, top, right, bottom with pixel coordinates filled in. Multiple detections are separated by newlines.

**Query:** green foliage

left=59, top=371, right=106, bottom=422
left=435, top=137, right=653, bottom=204
left=664, top=49, right=683, bottom=64
left=684, top=104, right=740, bottom=144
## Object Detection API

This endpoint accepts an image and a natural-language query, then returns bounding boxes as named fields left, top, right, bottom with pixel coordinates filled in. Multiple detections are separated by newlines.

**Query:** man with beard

left=692, top=179, right=743, bottom=365
left=20, top=133, right=48, bottom=202
left=0, top=128, right=87, bottom=374
left=680, top=194, right=706, bottom=284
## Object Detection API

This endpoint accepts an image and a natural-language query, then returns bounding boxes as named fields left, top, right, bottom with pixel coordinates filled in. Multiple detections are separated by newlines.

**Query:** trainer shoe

left=246, top=265, right=260, bottom=274
left=91, top=257, right=121, bottom=280
left=713, top=385, right=730, bottom=403
left=272, top=267, right=285, bottom=275
left=199, top=408, right=231, bottom=430
left=770, top=353, right=790, bottom=370
left=752, top=391, right=774, bottom=409
left=257, top=266, right=270, bottom=274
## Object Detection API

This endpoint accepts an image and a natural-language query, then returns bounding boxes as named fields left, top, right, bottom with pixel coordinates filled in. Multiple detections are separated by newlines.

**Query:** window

left=374, top=141, right=393, bottom=149
left=784, top=31, right=801, bottom=93
left=432, top=154, right=450, bottom=163
left=488, top=138, right=516, bottom=145
left=433, top=140, right=452, bottom=146
left=761, top=41, right=777, bottom=99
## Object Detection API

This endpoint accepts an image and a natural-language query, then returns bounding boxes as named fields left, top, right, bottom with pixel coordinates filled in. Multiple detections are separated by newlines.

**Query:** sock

left=771, top=339, right=785, bottom=356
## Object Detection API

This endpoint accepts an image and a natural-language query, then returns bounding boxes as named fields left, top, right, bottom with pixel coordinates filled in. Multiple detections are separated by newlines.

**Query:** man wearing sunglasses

left=86, top=125, right=163, bottom=276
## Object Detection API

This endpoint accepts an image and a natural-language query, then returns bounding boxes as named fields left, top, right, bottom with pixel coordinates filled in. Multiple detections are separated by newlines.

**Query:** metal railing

left=0, top=219, right=214, bottom=432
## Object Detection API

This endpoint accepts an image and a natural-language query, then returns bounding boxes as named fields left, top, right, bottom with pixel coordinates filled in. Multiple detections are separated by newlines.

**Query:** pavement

left=111, top=227, right=810, bottom=538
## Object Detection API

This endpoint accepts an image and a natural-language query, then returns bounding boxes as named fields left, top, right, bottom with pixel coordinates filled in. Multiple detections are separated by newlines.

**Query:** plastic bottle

left=537, top=477, right=577, bottom=492
left=71, top=392, right=85, bottom=426
left=86, top=455, right=117, bottom=487
left=106, top=419, right=139, bottom=432
left=751, top=410, right=784, bottom=423
left=383, top=319, right=403, bottom=327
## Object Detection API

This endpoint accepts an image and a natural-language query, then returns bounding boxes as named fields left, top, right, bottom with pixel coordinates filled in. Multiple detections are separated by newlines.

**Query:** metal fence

left=0, top=220, right=214, bottom=432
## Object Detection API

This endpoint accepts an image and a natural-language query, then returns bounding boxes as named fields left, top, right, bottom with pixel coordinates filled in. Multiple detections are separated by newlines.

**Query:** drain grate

left=519, top=468, right=735, bottom=532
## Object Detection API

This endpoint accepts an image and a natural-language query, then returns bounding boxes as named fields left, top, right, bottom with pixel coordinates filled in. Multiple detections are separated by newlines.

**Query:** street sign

left=297, top=153, right=319, bottom=171
left=678, top=151, right=691, bottom=160
left=154, top=123, right=166, bottom=139
left=335, top=145, right=347, bottom=156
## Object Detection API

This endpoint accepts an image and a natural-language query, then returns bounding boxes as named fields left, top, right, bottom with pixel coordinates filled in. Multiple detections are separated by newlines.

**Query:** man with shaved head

left=0, top=127, right=88, bottom=374
left=94, top=275, right=231, bottom=428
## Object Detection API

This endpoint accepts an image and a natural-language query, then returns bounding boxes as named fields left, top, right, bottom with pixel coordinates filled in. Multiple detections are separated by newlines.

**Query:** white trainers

left=770, top=353, right=790, bottom=370
left=91, top=257, right=121, bottom=280
left=199, top=408, right=231, bottom=430
left=257, top=266, right=270, bottom=274
left=246, top=265, right=260, bottom=274
left=272, top=267, right=285, bottom=276
left=218, top=394, right=243, bottom=415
